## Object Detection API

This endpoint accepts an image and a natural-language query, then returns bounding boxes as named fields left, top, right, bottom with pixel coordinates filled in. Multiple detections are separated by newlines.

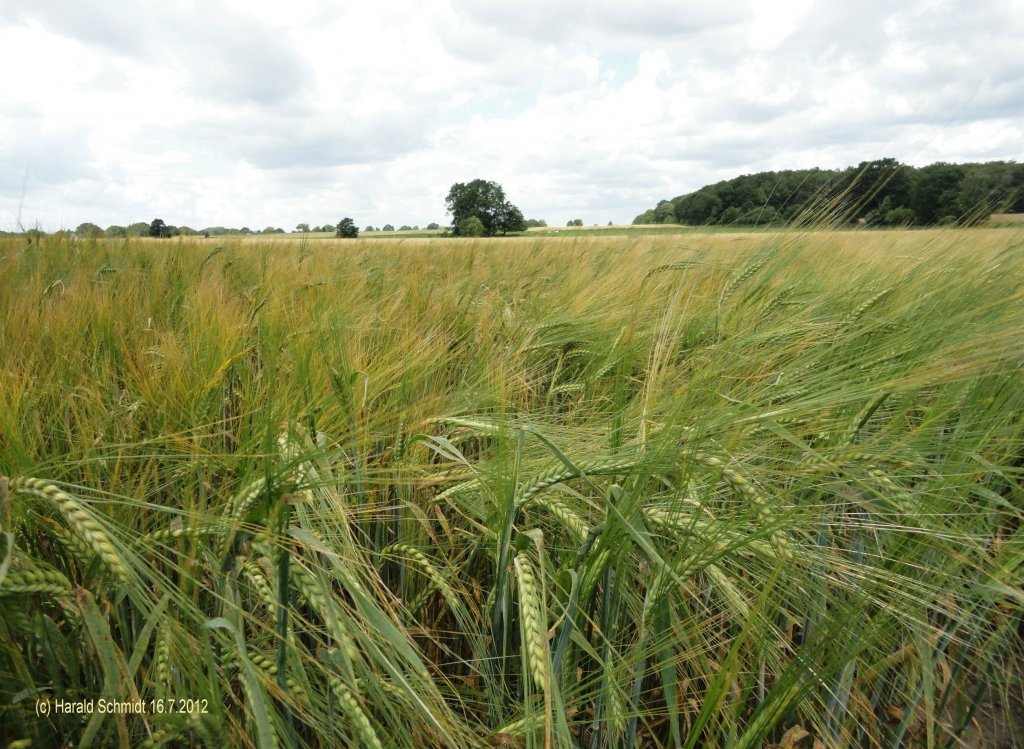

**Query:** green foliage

left=426, top=222, right=440, bottom=230
left=383, top=224, right=395, bottom=231
left=336, top=218, right=359, bottom=238
left=446, top=179, right=526, bottom=236
left=74, top=222, right=103, bottom=238
left=457, top=215, right=484, bottom=237
left=635, top=158, right=1024, bottom=227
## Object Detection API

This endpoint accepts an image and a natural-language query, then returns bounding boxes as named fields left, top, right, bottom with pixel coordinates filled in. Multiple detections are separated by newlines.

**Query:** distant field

left=243, top=221, right=1024, bottom=241
left=1, top=227, right=1022, bottom=748
left=990, top=212, right=1024, bottom=225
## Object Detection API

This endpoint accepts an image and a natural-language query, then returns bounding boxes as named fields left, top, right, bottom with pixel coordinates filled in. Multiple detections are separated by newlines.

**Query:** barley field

left=1, top=228, right=1022, bottom=748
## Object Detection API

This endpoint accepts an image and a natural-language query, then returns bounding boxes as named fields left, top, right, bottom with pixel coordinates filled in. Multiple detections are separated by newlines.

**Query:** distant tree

left=607, top=221, right=613, bottom=226
left=240, top=227, right=251, bottom=234
left=364, top=225, right=374, bottom=232
left=75, top=222, right=103, bottom=238
left=426, top=222, right=440, bottom=230
left=446, top=179, right=525, bottom=237
left=399, top=225, right=412, bottom=231
left=261, top=226, right=276, bottom=234
left=567, top=219, right=583, bottom=227
left=178, top=226, right=198, bottom=236
left=524, top=219, right=547, bottom=228
left=494, top=203, right=525, bottom=235
left=148, top=218, right=166, bottom=238
left=296, top=223, right=310, bottom=232
left=383, top=224, right=395, bottom=231
left=458, top=216, right=485, bottom=237
left=413, top=225, right=420, bottom=231
left=105, top=225, right=126, bottom=237
left=336, top=218, right=358, bottom=238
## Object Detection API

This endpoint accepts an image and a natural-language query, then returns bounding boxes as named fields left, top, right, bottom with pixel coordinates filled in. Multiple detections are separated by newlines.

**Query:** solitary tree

left=446, top=179, right=526, bottom=236
left=75, top=222, right=103, bottom=238
left=336, top=218, right=358, bottom=238
left=296, top=223, right=310, bottom=232
left=149, top=218, right=167, bottom=237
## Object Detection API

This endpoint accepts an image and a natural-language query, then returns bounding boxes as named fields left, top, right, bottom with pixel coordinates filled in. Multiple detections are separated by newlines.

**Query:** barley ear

left=10, top=477, right=131, bottom=584
left=513, top=552, right=548, bottom=694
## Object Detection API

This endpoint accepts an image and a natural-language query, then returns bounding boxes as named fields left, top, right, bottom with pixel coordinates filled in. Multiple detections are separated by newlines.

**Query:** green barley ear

left=10, top=477, right=131, bottom=584
left=513, top=551, right=548, bottom=694
left=0, top=566, right=73, bottom=597
left=328, top=677, right=385, bottom=749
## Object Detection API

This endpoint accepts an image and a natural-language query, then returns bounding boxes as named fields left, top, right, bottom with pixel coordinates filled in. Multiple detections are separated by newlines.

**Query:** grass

left=0, top=227, right=1022, bottom=748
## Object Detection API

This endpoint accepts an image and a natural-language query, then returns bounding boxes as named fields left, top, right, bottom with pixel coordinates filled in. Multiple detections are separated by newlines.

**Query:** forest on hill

left=633, top=159, right=1024, bottom=227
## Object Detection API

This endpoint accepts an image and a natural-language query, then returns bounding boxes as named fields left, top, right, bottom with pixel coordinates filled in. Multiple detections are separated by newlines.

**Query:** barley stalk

left=10, top=477, right=130, bottom=583
left=382, top=543, right=459, bottom=611
left=844, top=287, right=892, bottom=325
left=514, top=459, right=637, bottom=510
left=226, top=476, right=269, bottom=520
left=328, top=677, right=385, bottom=749
left=692, top=453, right=794, bottom=562
left=513, top=552, right=548, bottom=693
left=528, top=496, right=588, bottom=543
left=153, top=626, right=172, bottom=690
left=0, top=567, right=73, bottom=597
left=139, top=524, right=224, bottom=545
left=249, top=652, right=308, bottom=702
left=720, top=255, right=768, bottom=303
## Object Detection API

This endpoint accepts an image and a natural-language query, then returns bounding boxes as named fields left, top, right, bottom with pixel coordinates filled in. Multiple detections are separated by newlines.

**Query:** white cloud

left=0, top=0, right=1021, bottom=230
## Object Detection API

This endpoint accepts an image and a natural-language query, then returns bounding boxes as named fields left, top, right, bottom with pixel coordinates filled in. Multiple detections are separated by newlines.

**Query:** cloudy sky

left=1, top=0, right=1021, bottom=231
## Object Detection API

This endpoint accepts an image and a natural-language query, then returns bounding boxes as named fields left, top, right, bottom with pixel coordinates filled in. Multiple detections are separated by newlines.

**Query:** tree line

left=633, top=159, right=1024, bottom=227
left=10, top=178, right=549, bottom=240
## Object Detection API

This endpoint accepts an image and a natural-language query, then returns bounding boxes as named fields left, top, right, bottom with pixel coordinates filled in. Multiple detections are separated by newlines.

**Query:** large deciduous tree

left=446, top=179, right=525, bottom=236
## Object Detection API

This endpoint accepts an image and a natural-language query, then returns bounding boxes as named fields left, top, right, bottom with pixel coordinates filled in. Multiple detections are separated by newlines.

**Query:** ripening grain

left=0, top=228, right=1022, bottom=748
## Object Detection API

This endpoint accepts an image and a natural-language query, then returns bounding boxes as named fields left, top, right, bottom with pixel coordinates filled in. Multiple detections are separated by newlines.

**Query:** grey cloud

left=0, top=124, right=96, bottom=194
left=450, top=0, right=744, bottom=43
left=149, top=107, right=434, bottom=171
left=2, top=0, right=313, bottom=106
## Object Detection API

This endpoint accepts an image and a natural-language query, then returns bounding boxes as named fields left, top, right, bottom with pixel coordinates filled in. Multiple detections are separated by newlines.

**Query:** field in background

left=1, top=228, right=1022, bottom=748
